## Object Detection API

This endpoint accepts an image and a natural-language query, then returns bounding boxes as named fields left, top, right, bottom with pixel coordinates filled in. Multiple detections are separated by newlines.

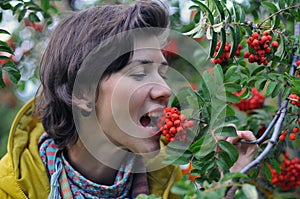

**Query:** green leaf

left=0, top=43, right=13, bottom=54
left=192, top=0, right=214, bottom=24
left=215, top=28, right=226, bottom=59
left=224, top=4, right=232, bottom=23
left=0, top=70, right=6, bottom=88
left=0, top=29, right=10, bottom=35
left=261, top=2, right=278, bottom=12
left=171, top=180, right=196, bottom=195
left=263, top=164, right=272, bottom=180
left=218, top=151, right=234, bottom=172
left=0, top=3, right=12, bottom=10
left=218, top=140, right=239, bottom=163
left=254, top=78, right=267, bottom=90
left=273, top=15, right=281, bottom=29
left=41, top=0, right=50, bottom=11
left=224, top=65, right=239, bottom=82
left=242, top=184, right=258, bottom=199
left=202, top=70, right=216, bottom=96
left=212, top=0, right=225, bottom=20
left=271, top=83, right=284, bottom=98
left=162, top=155, right=190, bottom=165
left=278, top=0, right=285, bottom=9
left=251, top=66, right=265, bottom=76
left=221, top=172, right=249, bottom=183
left=189, top=135, right=205, bottom=153
left=276, top=34, right=286, bottom=61
left=28, top=12, right=40, bottom=22
left=224, top=83, right=241, bottom=93
left=18, top=9, right=27, bottom=22
left=214, top=64, right=224, bottom=82
left=239, top=5, right=245, bottom=22
left=229, top=26, right=241, bottom=57
left=208, top=167, right=221, bottom=181
left=266, top=81, right=277, bottom=97
left=209, top=30, right=218, bottom=58
left=216, top=154, right=230, bottom=173
left=215, top=126, right=237, bottom=137
left=194, top=136, right=216, bottom=159
left=241, top=24, right=252, bottom=36
left=13, top=2, right=23, bottom=15
left=240, top=87, right=252, bottom=100
left=4, top=68, right=21, bottom=84
left=281, top=86, right=291, bottom=101
left=226, top=91, right=240, bottom=103
left=270, top=159, right=281, bottom=174
left=229, top=26, right=237, bottom=58
left=167, top=140, right=191, bottom=151
left=232, top=4, right=240, bottom=22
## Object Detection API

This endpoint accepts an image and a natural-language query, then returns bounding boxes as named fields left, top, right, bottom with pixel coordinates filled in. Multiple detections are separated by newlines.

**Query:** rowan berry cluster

left=244, top=31, right=278, bottom=65
left=289, top=94, right=300, bottom=107
left=210, top=41, right=242, bottom=65
left=232, top=88, right=265, bottom=111
left=270, top=153, right=300, bottom=191
left=157, top=107, right=194, bottom=142
left=279, top=120, right=300, bottom=141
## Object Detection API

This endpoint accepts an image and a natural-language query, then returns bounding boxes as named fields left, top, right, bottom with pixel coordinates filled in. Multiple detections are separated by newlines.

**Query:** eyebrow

left=128, top=59, right=169, bottom=66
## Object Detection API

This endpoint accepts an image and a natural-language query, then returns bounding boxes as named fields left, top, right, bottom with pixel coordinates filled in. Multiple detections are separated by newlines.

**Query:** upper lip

left=141, top=106, right=164, bottom=118
left=139, top=106, right=165, bottom=127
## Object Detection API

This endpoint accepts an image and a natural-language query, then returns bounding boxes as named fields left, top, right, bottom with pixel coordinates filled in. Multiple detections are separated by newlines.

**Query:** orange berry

left=289, top=133, right=297, bottom=140
left=279, top=135, right=285, bottom=141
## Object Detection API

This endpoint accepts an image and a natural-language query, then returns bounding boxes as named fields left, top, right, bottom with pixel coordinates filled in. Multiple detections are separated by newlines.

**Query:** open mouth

left=139, top=111, right=162, bottom=135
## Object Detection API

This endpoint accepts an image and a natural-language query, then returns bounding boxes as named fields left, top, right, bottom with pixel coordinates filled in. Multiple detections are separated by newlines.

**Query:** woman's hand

left=226, top=129, right=259, bottom=172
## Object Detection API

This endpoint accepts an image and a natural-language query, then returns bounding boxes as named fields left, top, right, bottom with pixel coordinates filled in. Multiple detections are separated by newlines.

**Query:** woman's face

left=95, top=37, right=171, bottom=157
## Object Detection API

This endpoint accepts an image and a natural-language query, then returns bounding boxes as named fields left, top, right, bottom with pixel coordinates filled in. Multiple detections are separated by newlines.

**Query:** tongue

left=140, top=115, right=151, bottom=127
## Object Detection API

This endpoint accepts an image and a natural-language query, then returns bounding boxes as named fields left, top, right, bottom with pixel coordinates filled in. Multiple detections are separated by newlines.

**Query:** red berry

left=271, top=41, right=278, bottom=48
left=290, top=133, right=297, bottom=140
left=252, top=32, right=259, bottom=39
left=159, top=107, right=194, bottom=142
left=279, top=134, right=285, bottom=141
left=293, top=127, right=299, bottom=133
left=281, top=130, right=288, bottom=136
left=263, top=31, right=269, bottom=36
left=296, top=60, right=300, bottom=66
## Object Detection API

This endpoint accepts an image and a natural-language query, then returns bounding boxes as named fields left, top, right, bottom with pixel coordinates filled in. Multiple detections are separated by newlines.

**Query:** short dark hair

left=35, top=0, right=169, bottom=149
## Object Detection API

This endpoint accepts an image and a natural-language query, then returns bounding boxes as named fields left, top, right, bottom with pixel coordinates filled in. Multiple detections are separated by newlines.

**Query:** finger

left=239, top=130, right=256, bottom=140
left=226, top=130, right=256, bottom=144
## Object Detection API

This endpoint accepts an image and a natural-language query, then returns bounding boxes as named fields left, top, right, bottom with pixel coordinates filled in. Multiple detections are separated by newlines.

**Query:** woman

left=0, top=1, right=257, bottom=198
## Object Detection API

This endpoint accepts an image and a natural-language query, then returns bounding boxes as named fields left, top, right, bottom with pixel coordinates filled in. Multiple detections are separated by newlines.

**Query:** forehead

left=132, top=36, right=166, bottom=63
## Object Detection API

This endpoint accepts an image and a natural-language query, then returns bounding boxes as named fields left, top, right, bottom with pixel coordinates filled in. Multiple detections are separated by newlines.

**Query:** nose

left=150, top=80, right=172, bottom=104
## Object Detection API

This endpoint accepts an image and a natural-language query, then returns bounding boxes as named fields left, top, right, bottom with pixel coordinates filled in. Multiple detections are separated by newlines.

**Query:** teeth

left=147, top=112, right=162, bottom=118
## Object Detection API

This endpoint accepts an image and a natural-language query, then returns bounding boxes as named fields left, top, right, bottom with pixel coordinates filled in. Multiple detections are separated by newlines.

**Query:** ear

left=73, top=96, right=93, bottom=113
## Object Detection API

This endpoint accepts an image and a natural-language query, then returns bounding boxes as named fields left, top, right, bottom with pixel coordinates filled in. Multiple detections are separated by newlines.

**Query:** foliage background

left=0, top=0, right=300, bottom=198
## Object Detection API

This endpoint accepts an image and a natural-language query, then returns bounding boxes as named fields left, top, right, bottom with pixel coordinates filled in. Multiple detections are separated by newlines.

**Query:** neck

left=65, top=139, right=124, bottom=185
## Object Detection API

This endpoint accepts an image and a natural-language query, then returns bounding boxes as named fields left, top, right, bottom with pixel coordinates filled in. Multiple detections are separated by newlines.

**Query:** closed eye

left=130, top=73, right=146, bottom=80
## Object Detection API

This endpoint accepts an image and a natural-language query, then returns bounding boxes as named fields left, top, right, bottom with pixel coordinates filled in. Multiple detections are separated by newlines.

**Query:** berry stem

left=258, top=4, right=300, bottom=28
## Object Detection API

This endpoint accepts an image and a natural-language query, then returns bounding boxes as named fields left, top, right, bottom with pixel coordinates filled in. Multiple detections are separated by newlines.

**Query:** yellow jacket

left=0, top=99, right=182, bottom=199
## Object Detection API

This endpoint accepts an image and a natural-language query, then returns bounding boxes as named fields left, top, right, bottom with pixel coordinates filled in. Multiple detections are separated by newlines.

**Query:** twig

left=239, top=111, right=280, bottom=144
left=258, top=4, right=300, bottom=28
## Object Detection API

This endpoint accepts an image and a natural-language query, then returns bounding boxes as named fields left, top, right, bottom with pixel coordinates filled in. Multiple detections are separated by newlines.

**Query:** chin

left=134, top=138, right=161, bottom=158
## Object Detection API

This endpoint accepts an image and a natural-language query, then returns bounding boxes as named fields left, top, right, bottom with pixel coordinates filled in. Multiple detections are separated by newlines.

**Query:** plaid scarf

left=39, top=133, right=149, bottom=198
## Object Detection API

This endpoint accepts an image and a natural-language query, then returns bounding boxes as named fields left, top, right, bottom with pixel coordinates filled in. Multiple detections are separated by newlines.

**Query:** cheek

left=129, top=86, right=150, bottom=113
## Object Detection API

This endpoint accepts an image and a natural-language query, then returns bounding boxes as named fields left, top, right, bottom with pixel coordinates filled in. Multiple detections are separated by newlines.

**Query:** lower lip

left=143, top=127, right=161, bottom=137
